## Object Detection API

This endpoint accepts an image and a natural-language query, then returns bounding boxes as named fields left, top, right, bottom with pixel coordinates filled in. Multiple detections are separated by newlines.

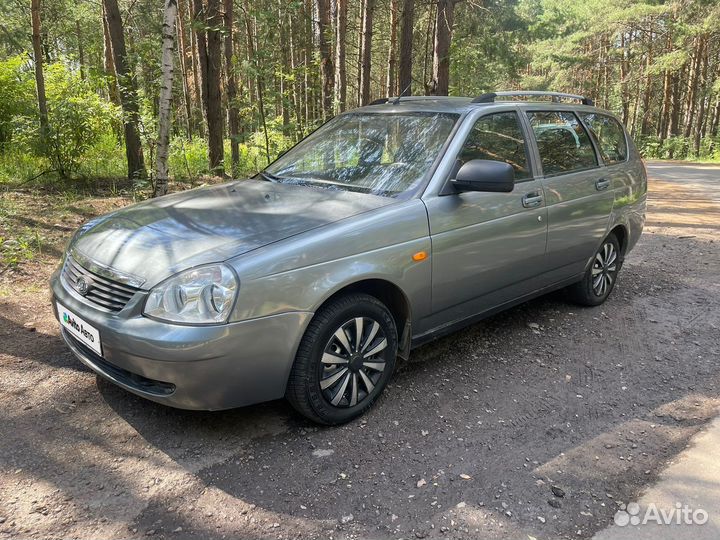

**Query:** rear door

left=423, top=110, right=548, bottom=329
left=526, top=110, right=614, bottom=283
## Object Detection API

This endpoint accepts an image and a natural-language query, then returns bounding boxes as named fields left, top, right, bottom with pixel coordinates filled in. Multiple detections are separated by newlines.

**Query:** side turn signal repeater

left=412, top=251, right=428, bottom=262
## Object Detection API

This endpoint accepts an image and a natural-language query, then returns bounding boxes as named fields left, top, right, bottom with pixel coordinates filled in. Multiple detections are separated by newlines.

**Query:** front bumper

left=50, top=270, right=312, bottom=410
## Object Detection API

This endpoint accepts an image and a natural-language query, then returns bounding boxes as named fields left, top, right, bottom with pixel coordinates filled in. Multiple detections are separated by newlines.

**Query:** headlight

left=144, top=264, right=238, bottom=324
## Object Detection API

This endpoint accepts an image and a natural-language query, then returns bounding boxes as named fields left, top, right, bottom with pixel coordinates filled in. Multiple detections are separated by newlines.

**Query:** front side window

left=265, top=112, right=458, bottom=197
left=580, top=113, right=628, bottom=164
left=527, top=111, right=598, bottom=176
left=457, top=112, right=531, bottom=180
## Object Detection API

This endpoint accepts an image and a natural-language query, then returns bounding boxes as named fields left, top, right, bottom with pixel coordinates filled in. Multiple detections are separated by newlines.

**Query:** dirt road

left=1, top=161, right=719, bottom=540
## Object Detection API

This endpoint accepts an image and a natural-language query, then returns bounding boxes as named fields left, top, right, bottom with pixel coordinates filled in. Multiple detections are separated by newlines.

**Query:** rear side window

left=527, top=111, right=598, bottom=176
left=580, top=113, right=628, bottom=164
left=458, top=112, right=531, bottom=180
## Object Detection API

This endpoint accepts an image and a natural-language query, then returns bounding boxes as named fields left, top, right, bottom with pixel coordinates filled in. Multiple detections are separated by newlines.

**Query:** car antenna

left=391, top=83, right=412, bottom=105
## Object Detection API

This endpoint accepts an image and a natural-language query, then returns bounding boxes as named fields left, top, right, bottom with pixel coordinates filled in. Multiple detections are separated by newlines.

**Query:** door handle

left=522, top=192, right=544, bottom=208
left=595, top=178, right=611, bottom=191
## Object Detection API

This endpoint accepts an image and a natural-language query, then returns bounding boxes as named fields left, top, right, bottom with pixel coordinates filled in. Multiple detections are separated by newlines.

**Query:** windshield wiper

left=258, top=171, right=283, bottom=183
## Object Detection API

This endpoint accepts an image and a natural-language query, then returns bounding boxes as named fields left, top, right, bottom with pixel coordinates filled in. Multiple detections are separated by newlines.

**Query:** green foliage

left=638, top=135, right=720, bottom=161
left=169, top=137, right=210, bottom=180
left=0, top=56, right=35, bottom=148
left=5, top=60, right=121, bottom=179
left=42, top=64, right=121, bottom=177
left=77, top=131, right=127, bottom=178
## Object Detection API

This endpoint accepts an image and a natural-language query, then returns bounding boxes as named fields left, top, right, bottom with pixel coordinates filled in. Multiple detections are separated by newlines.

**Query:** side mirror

left=451, top=159, right=515, bottom=193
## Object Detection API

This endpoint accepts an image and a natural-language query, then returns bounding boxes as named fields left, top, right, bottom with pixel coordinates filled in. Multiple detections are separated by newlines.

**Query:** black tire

left=286, top=293, right=398, bottom=425
left=567, top=233, right=621, bottom=306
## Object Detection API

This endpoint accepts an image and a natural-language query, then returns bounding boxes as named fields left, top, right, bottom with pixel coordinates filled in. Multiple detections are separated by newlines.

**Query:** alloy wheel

left=591, top=241, right=618, bottom=297
left=319, top=317, right=388, bottom=408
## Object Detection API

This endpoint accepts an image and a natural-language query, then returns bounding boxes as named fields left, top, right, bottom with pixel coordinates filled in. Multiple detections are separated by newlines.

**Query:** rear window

left=527, top=111, right=598, bottom=176
left=580, top=113, right=628, bottom=164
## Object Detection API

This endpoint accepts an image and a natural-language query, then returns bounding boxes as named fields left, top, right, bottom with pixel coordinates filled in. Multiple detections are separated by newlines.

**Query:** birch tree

left=154, top=0, right=178, bottom=198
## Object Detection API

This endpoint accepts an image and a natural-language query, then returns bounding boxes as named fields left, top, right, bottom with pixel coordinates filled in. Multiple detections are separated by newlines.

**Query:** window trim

left=452, top=110, right=535, bottom=184
left=525, top=110, right=601, bottom=179
left=578, top=112, right=630, bottom=166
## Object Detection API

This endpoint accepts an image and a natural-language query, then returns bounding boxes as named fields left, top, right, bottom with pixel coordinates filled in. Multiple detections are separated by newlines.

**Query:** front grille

left=62, top=256, right=141, bottom=312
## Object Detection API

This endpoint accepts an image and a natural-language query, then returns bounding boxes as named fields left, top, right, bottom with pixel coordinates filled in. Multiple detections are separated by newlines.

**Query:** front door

left=423, top=111, right=548, bottom=329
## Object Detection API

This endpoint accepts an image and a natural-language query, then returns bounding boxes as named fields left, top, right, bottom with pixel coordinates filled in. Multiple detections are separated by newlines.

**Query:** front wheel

left=286, top=293, right=397, bottom=425
left=567, top=233, right=621, bottom=306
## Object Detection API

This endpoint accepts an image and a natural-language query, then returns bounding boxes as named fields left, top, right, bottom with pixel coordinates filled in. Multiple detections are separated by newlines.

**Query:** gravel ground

left=1, top=161, right=719, bottom=540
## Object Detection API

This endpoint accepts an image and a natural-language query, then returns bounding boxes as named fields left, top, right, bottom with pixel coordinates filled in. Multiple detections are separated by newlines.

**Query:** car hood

left=70, top=179, right=394, bottom=287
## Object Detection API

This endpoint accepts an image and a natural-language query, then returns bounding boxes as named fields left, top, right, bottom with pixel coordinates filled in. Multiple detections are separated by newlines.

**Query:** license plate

left=57, top=302, right=102, bottom=356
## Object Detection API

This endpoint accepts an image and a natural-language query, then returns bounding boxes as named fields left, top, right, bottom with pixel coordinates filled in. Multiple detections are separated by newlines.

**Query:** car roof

left=351, top=95, right=609, bottom=117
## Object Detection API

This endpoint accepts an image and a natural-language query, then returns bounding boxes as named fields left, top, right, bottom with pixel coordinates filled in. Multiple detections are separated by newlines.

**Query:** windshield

left=265, top=112, right=459, bottom=197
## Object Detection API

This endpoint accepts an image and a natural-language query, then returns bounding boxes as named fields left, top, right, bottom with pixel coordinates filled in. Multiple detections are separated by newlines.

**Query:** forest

left=0, top=0, right=719, bottom=194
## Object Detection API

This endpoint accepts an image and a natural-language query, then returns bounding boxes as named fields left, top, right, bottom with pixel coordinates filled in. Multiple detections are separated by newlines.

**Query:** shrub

left=9, top=62, right=120, bottom=179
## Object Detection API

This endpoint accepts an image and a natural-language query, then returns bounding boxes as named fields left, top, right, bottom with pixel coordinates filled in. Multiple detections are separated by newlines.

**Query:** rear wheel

left=567, top=233, right=621, bottom=306
left=286, top=293, right=397, bottom=425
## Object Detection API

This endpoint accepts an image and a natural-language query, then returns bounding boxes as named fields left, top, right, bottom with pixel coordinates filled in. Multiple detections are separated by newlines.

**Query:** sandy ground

left=0, top=161, right=719, bottom=540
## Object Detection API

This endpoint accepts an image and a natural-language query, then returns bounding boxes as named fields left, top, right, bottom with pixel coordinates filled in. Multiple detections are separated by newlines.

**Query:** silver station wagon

left=51, top=91, right=646, bottom=424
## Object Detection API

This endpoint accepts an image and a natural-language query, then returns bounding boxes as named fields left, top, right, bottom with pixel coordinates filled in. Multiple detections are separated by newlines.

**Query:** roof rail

left=472, top=91, right=594, bottom=106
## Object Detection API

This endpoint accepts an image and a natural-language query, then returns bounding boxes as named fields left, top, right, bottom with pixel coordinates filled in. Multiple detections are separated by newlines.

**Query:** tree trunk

left=602, top=34, right=609, bottom=108
left=619, top=32, right=629, bottom=125
left=191, top=0, right=208, bottom=124
left=75, top=20, right=86, bottom=81
left=359, top=0, right=375, bottom=105
left=224, top=0, right=240, bottom=176
left=289, top=12, right=304, bottom=137
left=103, top=0, right=147, bottom=180
left=30, top=0, right=49, bottom=141
left=658, top=66, right=672, bottom=140
left=102, top=3, right=121, bottom=106
left=316, top=0, right=334, bottom=119
left=423, top=1, right=434, bottom=94
left=304, top=0, right=314, bottom=124
left=277, top=3, right=291, bottom=133
left=640, top=29, right=653, bottom=135
left=356, top=0, right=365, bottom=106
left=709, top=99, right=720, bottom=137
left=243, top=5, right=270, bottom=164
left=683, top=37, right=702, bottom=138
left=334, top=0, right=347, bottom=112
left=397, top=0, right=414, bottom=96
left=692, top=36, right=709, bottom=156
left=192, top=0, right=224, bottom=174
left=188, top=1, right=204, bottom=135
left=205, top=0, right=224, bottom=174
left=430, top=0, right=455, bottom=96
left=154, top=0, right=178, bottom=198
left=177, top=0, right=195, bottom=139
left=386, top=0, right=398, bottom=96
left=668, top=70, right=682, bottom=138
